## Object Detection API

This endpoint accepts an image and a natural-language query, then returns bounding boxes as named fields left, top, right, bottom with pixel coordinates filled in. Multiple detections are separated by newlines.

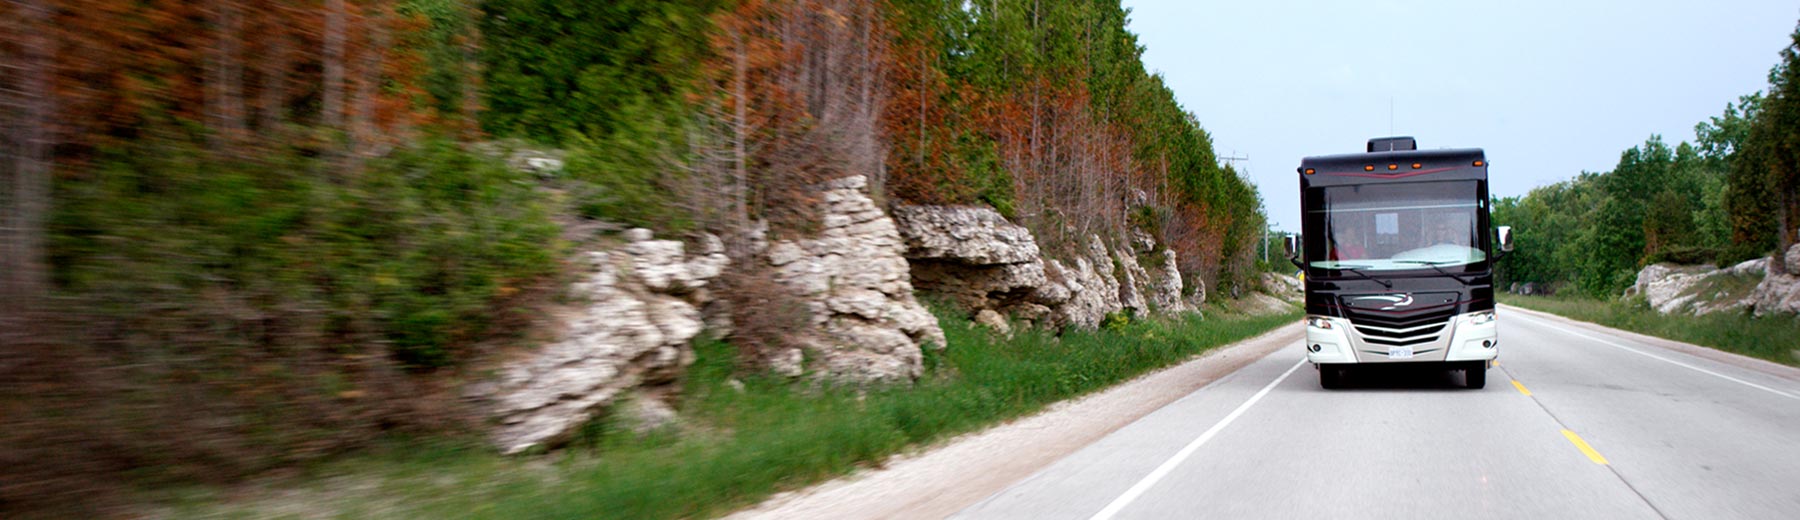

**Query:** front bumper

left=1304, top=310, right=1498, bottom=364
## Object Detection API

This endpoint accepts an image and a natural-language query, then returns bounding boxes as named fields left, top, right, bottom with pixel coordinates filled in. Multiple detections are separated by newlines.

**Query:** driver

left=1423, top=216, right=1463, bottom=247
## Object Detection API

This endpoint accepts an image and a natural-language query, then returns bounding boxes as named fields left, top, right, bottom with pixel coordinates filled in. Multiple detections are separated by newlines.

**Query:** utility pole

left=1262, top=221, right=1278, bottom=265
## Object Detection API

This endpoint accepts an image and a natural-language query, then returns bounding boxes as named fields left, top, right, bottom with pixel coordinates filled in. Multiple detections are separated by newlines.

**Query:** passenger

left=1330, top=218, right=1368, bottom=260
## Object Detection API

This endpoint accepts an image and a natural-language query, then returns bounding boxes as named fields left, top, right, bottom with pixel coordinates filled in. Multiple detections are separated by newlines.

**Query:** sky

left=1120, top=0, right=1800, bottom=232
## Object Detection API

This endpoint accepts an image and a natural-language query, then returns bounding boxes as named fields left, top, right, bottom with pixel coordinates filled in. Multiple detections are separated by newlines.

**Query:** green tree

left=479, top=0, right=716, bottom=144
left=1737, top=21, right=1800, bottom=273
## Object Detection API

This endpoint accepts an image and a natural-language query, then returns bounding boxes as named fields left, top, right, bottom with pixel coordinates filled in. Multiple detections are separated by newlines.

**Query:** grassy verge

left=1502, top=294, right=1800, bottom=367
left=161, top=304, right=1299, bottom=519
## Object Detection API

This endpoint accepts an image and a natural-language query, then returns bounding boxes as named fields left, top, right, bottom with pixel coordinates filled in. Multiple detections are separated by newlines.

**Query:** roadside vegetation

left=1, top=0, right=1274, bottom=514
left=157, top=305, right=1299, bottom=519
left=1502, top=294, right=1800, bottom=367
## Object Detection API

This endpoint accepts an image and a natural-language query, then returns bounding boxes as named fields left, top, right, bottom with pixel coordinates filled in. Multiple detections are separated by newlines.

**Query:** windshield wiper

left=1392, top=260, right=1476, bottom=285
left=1329, top=264, right=1392, bottom=289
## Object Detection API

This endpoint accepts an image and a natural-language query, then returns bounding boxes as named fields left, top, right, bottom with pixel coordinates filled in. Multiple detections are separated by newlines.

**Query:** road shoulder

left=724, top=322, right=1303, bottom=520
left=1499, top=304, right=1800, bottom=383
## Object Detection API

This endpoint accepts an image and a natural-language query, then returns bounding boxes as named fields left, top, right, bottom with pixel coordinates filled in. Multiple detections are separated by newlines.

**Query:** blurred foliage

left=162, top=305, right=1299, bottom=519
left=479, top=0, right=716, bottom=145
left=51, top=136, right=559, bottom=369
left=477, top=0, right=716, bottom=232
left=8, top=135, right=559, bottom=514
left=12, top=0, right=1283, bottom=513
left=561, top=130, right=694, bottom=232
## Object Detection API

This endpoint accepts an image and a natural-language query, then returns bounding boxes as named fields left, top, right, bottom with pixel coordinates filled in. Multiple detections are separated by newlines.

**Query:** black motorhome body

left=1293, top=137, right=1503, bottom=389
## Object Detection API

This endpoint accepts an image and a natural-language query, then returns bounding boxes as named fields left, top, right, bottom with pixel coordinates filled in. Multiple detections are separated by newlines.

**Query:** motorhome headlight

left=1469, top=310, right=1496, bottom=326
left=1306, top=316, right=1334, bottom=330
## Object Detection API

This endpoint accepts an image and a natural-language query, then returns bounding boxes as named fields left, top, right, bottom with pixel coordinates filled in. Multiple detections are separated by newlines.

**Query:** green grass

left=165, top=304, right=1299, bottom=519
left=1502, top=294, right=1800, bottom=367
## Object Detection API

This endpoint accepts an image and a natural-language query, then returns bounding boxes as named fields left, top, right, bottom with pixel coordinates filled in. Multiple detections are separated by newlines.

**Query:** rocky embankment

left=759, top=176, right=946, bottom=384
left=1625, top=244, right=1800, bottom=317
left=475, top=229, right=727, bottom=454
left=892, top=205, right=1197, bottom=330
left=474, top=174, right=1226, bottom=453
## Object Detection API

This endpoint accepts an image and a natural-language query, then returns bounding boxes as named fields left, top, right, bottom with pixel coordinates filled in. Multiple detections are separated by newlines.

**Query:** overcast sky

left=1121, top=0, right=1800, bottom=232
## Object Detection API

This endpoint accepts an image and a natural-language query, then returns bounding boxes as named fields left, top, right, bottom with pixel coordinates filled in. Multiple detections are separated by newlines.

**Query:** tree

left=1, top=0, right=56, bottom=329
left=1738, top=22, right=1800, bottom=274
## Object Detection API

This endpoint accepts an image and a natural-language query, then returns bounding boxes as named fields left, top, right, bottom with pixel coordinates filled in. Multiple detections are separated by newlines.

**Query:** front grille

left=1344, top=305, right=1456, bottom=347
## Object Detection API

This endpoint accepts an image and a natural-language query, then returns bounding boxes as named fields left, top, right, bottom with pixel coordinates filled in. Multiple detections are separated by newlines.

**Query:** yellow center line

left=1510, top=380, right=1532, bottom=396
left=1561, top=429, right=1610, bottom=465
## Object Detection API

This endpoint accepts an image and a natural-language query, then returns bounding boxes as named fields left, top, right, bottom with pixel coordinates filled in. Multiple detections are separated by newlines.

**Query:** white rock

left=1118, top=248, right=1151, bottom=314
left=1052, top=239, right=1126, bottom=330
left=1729, top=257, right=1769, bottom=276
left=1630, top=261, right=1765, bottom=316
left=617, top=395, right=679, bottom=434
left=483, top=226, right=727, bottom=454
left=1752, top=272, right=1800, bottom=317
left=1153, top=250, right=1192, bottom=313
left=975, top=309, right=1011, bottom=335
left=757, top=176, right=947, bottom=385
left=628, top=239, right=692, bottom=291
left=891, top=205, right=1041, bottom=265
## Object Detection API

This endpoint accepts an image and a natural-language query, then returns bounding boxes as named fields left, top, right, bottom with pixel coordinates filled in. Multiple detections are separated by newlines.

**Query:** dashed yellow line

left=1561, top=429, right=1610, bottom=465
left=1511, top=380, right=1532, bottom=396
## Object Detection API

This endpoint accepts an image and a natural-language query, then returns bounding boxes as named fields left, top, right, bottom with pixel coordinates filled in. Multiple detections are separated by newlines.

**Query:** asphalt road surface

left=953, top=305, right=1800, bottom=520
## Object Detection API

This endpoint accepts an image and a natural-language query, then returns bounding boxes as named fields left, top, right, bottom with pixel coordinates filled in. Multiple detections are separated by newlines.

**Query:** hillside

left=0, top=0, right=1275, bottom=515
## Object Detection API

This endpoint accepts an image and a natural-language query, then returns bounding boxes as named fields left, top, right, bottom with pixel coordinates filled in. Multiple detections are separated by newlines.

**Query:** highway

left=949, top=305, right=1800, bottom=519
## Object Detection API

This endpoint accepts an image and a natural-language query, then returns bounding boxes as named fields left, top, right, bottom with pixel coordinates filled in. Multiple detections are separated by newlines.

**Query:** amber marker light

left=1364, top=165, right=1376, bottom=172
left=1474, top=160, right=1486, bottom=167
left=1387, top=164, right=1399, bottom=170
left=1411, top=163, right=1422, bottom=169
left=1304, top=168, right=1316, bottom=175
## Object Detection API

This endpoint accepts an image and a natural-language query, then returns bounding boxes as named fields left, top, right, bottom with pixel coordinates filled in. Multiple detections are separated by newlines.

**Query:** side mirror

left=1282, top=235, right=1299, bottom=258
left=1496, top=226, right=1514, bottom=253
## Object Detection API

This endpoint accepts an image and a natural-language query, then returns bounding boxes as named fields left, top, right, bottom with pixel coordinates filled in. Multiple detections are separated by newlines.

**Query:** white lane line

left=1088, top=357, right=1307, bottom=520
left=1509, top=311, right=1799, bottom=401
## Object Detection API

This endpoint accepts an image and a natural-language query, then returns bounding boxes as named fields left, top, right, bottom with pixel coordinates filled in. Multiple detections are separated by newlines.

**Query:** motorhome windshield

left=1304, top=180, right=1485, bottom=272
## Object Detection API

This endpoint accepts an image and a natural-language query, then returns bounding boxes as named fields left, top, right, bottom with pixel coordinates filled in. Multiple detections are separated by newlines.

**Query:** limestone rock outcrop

left=478, top=230, right=727, bottom=454
left=892, top=205, right=1060, bottom=322
left=892, top=204, right=1198, bottom=329
left=763, top=176, right=946, bottom=384
left=1751, top=244, right=1800, bottom=317
left=1629, top=259, right=1766, bottom=316
left=1150, top=250, right=1192, bottom=314
left=1262, top=272, right=1304, bottom=305
left=1049, top=236, right=1128, bottom=329
left=890, top=206, right=1041, bottom=265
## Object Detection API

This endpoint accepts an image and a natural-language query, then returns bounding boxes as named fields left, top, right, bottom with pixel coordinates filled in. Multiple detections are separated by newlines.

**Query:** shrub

left=13, top=137, right=559, bottom=511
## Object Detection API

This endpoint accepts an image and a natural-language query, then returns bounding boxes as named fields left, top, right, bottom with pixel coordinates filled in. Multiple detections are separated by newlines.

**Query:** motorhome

left=1287, top=137, right=1513, bottom=389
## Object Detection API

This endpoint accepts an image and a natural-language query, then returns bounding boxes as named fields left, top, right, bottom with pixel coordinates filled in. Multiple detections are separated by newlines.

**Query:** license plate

left=1388, top=347, right=1414, bottom=360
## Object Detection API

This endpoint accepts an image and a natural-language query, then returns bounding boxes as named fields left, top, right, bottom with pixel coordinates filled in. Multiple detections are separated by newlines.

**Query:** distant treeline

left=1494, top=21, right=1800, bottom=297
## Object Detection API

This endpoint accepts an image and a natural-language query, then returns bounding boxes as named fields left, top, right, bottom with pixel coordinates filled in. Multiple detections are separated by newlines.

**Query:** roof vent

left=1367, top=136, right=1417, bottom=152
